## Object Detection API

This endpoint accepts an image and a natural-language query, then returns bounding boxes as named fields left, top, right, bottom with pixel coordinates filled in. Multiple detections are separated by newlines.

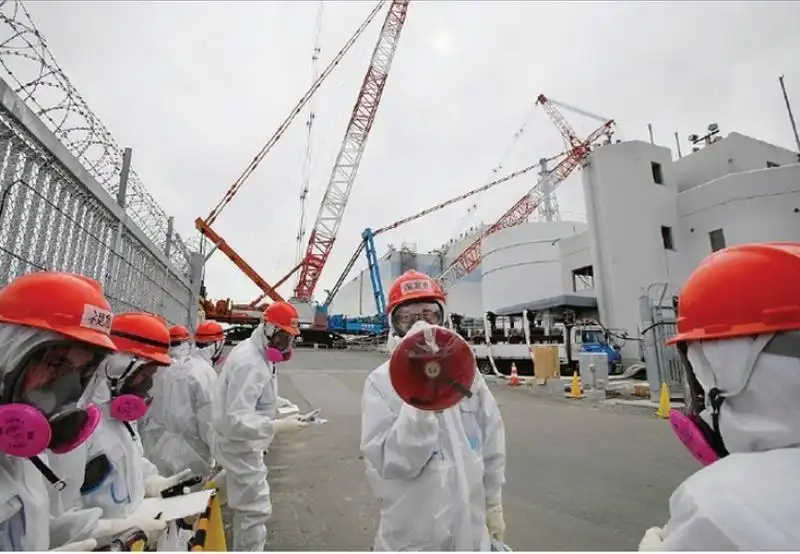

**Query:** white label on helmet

left=81, top=304, right=113, bottom=334
left=400, top=279, right=431, bottom=295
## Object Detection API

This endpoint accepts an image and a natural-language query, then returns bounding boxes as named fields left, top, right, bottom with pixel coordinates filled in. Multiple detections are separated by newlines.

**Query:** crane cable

left=294, top=0, right=324, bottom=289
left=443, top=101, right=540, bottom=250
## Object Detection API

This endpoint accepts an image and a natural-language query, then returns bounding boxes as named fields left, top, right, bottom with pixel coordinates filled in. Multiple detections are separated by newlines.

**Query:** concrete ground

left=229, top=348, right=698, bottom=551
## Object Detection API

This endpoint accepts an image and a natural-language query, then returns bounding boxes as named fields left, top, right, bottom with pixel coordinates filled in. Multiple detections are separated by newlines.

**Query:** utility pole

left=778, top=75, right=800, bottom=156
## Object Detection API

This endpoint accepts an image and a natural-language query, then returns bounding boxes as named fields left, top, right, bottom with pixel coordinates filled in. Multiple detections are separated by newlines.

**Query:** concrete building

left=482, top=131, right=799, bottom=366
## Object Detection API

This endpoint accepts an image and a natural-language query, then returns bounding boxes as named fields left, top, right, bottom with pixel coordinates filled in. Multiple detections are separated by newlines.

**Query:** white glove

left=277, top=396, right=297, bottom=410
left=272, top=414, right=310, bottom=434
left=486, top=503, right=506, bottom=542
left=638, top=526, right=664, bottom=551
left=50, top=538, right=98, bottom=551
left=143, top=468, right=193, bottom=498
left=93, top=517, right=168, bottom=544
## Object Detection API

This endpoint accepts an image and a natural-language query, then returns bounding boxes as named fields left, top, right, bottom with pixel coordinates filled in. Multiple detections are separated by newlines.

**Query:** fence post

left=188, top=251, right=204, bottom=332
left=106, top=147, right=131, bottom=300
left=638, top=293, right=662, bottom=403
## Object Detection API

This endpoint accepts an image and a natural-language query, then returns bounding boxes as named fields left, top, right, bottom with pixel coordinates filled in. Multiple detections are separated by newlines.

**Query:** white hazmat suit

left=0, top=325, right=164, bottom=551
left=640, top=334, right=800, bottom=550
left=210, top=323, right=306, bottom=551
left=360, top=322, right=507, bottom=551
left=77, top=355, right=189, bottom=520
left=139, top=340, right=192, bottom=471
left=148, top=344, right=217, bottom=477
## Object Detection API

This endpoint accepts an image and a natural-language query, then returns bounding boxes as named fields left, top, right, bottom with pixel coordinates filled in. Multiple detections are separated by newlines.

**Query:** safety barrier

left=0, top=78, right=196, bottom=325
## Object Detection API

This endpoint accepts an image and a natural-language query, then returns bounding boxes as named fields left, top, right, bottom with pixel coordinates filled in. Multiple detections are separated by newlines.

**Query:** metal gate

left=639, top=283, right=684, bottom=399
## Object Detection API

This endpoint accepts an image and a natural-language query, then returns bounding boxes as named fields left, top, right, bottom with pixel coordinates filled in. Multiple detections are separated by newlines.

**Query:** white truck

left=469, top=311, right=622, bottom=377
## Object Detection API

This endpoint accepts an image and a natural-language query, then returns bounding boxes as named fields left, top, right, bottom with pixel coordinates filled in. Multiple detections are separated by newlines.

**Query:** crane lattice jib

left=201, top=0, right=387, bottom=228
left=294, top=0, right=411, bottom=301
left=537, top=94, right=581, bottom=148
left=437, top=120, right=615, bottom=291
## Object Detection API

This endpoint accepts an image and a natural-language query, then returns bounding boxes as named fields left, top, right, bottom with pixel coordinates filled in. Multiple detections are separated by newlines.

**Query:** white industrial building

left=330, top=131, right=800, bottom=365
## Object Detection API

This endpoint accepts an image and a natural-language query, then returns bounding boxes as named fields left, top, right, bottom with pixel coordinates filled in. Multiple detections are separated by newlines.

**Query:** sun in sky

left=432, top=32, right=456, bottom=56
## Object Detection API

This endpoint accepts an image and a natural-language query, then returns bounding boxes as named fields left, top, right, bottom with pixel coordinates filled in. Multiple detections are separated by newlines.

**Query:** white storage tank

left=481, top=220, right=587, bottom=312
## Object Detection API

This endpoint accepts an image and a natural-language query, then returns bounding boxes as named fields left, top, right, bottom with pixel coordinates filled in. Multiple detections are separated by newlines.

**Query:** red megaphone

left=389, top=324, right=476, bottom=412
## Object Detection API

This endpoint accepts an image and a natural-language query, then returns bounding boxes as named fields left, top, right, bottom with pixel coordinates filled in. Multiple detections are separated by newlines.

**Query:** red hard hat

left=264, top=302, right=300, bottom=336
left=386, top=270, right=446, bottom=315
left=169, top=324, right=190, bottom=344
left=668, top=242, right=800, bottom=345
left=389, top=325, right=476, bottom=411
left=0, top=271, right=117, bottom=351
left=110, top=312, right=171, bottom=365
left=195, top=320, right=225, bottom=343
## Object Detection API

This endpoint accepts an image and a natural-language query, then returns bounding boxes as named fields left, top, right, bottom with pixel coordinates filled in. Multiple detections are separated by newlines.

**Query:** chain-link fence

left=0, top=99, right=193, bottom=325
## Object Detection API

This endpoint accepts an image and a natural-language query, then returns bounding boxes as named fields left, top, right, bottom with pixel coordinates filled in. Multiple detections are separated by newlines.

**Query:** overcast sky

left=18, top=0, right=800, bottom=304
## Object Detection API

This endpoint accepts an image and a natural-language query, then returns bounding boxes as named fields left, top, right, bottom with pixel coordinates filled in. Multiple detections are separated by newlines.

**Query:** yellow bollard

left=656, top=382, right=671, bottom=419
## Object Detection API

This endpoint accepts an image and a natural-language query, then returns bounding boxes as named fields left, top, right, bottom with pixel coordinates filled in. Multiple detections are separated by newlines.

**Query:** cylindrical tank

left=481, top=221, right=586, bottom=312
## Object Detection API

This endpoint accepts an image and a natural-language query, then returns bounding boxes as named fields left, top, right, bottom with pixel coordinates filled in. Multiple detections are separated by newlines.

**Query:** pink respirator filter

left=266, top=347, right=284, bottom=363
left=0, top=403, right=53, bottom=458
left=110, top=394, right=149, bottom=422
left=49, top=404, right=102, bottom=454
left=669, top=409, right=720, bottom=466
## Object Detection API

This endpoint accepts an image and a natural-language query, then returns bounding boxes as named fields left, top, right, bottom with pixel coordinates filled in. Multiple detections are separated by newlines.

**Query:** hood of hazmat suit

left=360, top=320, right=506, bottom=551
left=138, top=340, right=192, bottom=474
left=146, top=347, right=217, bottom=477
left=76, top=354, right=160, bottom=519
left=660, top=334, right=800, bottom=550
left=0, top=324, right=104, bottom=551
left=210, top=322, right=281, bottom=551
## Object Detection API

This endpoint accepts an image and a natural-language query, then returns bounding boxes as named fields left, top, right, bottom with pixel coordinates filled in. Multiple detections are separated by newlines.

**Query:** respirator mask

left=0, top=341, right=107, bottom=459
left=106, top=356, right=160, bottom=423
left=264, top=324, right=295, bottom=363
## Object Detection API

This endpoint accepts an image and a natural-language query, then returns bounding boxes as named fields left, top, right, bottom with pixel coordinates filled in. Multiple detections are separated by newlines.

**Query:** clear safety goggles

left=391, top=301, right=444, bottom=337
left=269, top=329, right=296, bottom=352
left=14, top=341, right=108, bottom=417
left=111, top=359, right=161, bottom=398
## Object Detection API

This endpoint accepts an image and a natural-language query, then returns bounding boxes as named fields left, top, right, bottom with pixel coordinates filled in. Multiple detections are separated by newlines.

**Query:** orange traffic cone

left=508, top=363, right=520, bottom=387
left=566, top=370, right=584, bottom=399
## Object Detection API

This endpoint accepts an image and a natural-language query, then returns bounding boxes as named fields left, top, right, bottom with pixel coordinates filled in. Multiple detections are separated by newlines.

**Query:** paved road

left=247, top=349, right=698, bottom=551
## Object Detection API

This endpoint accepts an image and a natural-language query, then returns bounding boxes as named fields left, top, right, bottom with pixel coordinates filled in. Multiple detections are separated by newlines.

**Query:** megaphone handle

left=448, top=379, right=473, bottom=399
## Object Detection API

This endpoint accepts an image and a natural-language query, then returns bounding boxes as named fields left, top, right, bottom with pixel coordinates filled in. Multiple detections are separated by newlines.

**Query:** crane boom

left=201, top=0, right=386, bottom=228
left=437, top=119, right=615, bottom=291
left=194, top=218, right=286, bottom=303
left=294, top=0, right=411, bottom=301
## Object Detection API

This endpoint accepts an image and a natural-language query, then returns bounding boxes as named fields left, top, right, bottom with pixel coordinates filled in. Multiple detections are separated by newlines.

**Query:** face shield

left=196, top=340, right=225, bottom=365
left=1, top=339, right=109, bottom=458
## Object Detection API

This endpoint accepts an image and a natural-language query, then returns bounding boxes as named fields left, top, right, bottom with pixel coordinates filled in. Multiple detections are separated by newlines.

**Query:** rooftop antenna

left=674, top=131, right=682, bottom=159
left=778, top=75, right=800, bottom=156
left=647, top=123, right=654, bottom=144
left=688, top=123, right=721, bottom=152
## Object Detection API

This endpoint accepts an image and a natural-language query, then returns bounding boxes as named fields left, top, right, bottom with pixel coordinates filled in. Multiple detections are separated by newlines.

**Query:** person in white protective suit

left=211, top=301, right=310, bottom=551
left=638, top=242, right=800, bottom=551
left=76, top=312, right=194, bottom=527
left=0, top=271, right=165, bottom=551
left=138, top=324, right=193, bottom=472
left=360, top=270, right=507, bottom=551
left=147, top=320, right=221, bottom=478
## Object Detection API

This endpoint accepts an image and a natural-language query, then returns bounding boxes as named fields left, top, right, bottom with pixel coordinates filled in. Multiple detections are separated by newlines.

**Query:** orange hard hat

left=264, top=302, right=300, bottom=336
left=668, top=242, right=800, bottom=345
left=0, top=271, right=117, bottom=351
left=386, top=270, right=446, bottom=315
left=195, top=320, right=225, bottom=343
left=110, top=312, right=171, bottom=365
left=169, top=324, right=191, bottom=345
